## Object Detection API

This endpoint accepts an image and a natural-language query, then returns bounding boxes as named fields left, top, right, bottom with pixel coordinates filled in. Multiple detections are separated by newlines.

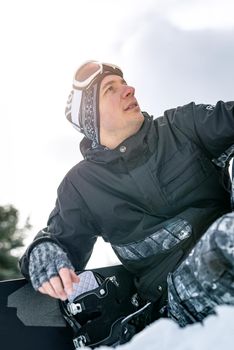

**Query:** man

left=20, top=61, right=234, bottom=330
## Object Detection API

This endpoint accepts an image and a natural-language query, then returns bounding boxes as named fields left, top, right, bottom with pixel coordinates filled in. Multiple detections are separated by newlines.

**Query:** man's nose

left=122, top=85, right=135, bottom=98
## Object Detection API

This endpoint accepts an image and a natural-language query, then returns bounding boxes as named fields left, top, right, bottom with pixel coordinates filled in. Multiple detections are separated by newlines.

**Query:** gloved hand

left=29, top=241, right=79, bottom=300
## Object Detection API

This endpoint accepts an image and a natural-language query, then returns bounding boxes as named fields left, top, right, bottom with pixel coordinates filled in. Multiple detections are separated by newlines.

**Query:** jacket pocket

left=158, top=143, right=214, bottom=204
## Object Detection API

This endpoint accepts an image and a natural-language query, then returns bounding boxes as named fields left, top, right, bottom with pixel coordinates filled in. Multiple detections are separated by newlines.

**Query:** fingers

left=70, top=269, right=81, bottom=283
left=38, top=268, right=80, bottom=301
left=38, top=281, right=60, bottom=299
left=38, top=275, right=67, bottom=300
left=59, top=268, right=80, bottom=296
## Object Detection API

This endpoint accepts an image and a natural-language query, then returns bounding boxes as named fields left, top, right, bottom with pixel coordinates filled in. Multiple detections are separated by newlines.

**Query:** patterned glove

left=29, top=241, right=74, bottom=291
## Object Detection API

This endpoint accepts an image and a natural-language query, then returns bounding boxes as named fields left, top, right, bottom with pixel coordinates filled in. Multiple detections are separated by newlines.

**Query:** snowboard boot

left=167, top=212, right=234, bottom=327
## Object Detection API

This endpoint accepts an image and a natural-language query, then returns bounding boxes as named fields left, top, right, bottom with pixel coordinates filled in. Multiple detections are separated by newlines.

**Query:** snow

left=96, top=305, right=234, bottom=350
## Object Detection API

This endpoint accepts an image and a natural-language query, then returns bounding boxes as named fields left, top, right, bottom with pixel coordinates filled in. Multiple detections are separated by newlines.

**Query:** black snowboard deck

left=0, top=265, right=135, bottom=350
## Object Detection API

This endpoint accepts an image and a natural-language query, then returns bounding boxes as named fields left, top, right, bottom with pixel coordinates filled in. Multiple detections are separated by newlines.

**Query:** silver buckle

left=73, top=335, right=87, bottom=348
left=67, top=302, right=82, bottom=315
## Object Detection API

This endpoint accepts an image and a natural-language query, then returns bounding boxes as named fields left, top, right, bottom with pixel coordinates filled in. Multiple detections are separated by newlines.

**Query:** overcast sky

left=1, top=0, right=234, bottom=266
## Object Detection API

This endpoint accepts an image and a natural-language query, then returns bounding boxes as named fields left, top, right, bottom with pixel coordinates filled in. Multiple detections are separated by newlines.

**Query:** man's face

left=99, top=74, right=144, bottom=146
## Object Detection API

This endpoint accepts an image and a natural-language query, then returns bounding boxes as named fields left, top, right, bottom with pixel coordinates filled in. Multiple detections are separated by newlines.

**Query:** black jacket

left=20, top=101, right=234, bottom=305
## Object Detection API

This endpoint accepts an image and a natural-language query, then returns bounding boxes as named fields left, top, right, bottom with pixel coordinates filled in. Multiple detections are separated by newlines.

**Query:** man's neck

left=101, top=121, right=144, bottom=150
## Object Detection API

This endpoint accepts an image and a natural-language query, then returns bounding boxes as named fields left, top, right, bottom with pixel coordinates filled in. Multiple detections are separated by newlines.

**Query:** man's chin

left=135, top=109, right=144, bottom=120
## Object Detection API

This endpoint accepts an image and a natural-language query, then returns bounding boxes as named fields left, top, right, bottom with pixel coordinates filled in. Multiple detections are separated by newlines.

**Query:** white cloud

left=167, top=0, right=234, bottom=30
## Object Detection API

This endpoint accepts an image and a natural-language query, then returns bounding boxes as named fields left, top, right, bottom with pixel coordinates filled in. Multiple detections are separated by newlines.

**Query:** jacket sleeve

left=166, top=100, right=234, bottom=159
left=19, top=173, right=98, bottom=279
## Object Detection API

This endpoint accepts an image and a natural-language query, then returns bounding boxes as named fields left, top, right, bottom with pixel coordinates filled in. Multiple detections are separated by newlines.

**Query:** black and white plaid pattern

left=79, top=84, right=99, bottom=148
left=29, top=242, right=74, bottom=291
left=212, top=144, right=234, bottom=168
left=113, top=218, right=192, bottom=261
left=168, top=212, right=234, bottom=326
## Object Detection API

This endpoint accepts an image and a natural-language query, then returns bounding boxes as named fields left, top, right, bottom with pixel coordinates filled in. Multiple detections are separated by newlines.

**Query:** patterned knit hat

left=65, top=61, right=123, bottom=147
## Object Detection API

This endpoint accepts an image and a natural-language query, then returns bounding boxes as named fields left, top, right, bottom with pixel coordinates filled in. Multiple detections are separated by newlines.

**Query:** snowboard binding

left=60, top=270, right=152, bottom=348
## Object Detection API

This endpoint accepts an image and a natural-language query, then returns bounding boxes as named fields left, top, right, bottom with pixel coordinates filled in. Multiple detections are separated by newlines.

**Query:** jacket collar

left=80, top=112, right=154, bottom=164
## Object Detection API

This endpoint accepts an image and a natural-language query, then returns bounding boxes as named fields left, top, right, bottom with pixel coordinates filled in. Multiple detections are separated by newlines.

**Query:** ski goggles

left=72, top=60, right=123, bottom=90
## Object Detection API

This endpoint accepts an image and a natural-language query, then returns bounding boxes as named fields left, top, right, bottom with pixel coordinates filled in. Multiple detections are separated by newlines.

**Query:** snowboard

left=0, top=265, right=136, bottom=350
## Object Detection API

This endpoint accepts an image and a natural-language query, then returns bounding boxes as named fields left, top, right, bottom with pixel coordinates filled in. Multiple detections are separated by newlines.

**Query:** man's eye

left=104, top=86, right=114, bottom=94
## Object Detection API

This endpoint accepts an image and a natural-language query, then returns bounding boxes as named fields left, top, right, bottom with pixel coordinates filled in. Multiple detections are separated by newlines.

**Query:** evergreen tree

left=0, top=205, right=31, bottom=280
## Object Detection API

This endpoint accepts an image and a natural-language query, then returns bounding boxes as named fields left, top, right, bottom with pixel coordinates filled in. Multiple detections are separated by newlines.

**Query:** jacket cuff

left=18, top=228, right=63, bottom=279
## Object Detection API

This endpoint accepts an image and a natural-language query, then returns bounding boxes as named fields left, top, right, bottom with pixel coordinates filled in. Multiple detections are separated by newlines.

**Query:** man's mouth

left=124, top=102, right=138, bottom=111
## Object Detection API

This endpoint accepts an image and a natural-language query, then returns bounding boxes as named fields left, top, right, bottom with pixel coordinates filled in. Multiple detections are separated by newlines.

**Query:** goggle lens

left=75, top=61, right=101, bottom=83
left=73, top=61, right=122, bottom=90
